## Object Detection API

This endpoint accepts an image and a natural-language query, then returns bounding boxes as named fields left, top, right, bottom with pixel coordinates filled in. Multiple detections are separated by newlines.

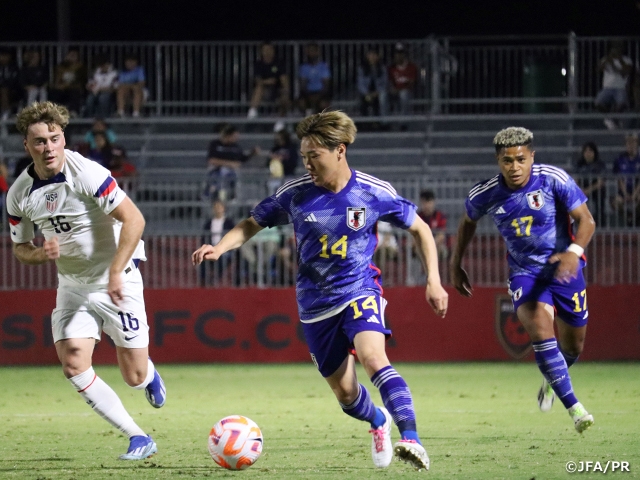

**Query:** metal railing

left=0, top=34, right=639, bottom=116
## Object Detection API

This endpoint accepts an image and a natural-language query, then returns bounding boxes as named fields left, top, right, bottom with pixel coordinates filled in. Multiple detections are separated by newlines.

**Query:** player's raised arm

left=192, top=216, right=264, bottom=265
left=450, top=213, right=477, bottom=297
left=407, top=215, right=448, bottom=318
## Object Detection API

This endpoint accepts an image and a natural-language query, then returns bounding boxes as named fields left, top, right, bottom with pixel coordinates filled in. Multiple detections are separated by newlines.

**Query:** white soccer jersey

left=7, top=149, right=146, bottom=286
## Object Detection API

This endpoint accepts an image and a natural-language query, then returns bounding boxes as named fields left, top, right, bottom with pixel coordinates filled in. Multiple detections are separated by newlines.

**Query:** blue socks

left=371, top=366, right=420, bottom=443
left=532, top=338, right=579, bottom=409
left=340, top=383, right=381, bottom=427
left=559, top=345, right=579, bottom=368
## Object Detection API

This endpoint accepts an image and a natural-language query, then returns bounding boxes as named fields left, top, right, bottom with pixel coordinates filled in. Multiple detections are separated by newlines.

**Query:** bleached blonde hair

left=493, top=127, right=533, bottom=153
left=16, top=101, right=70, bottom=137
left=296, top=110, right=357, bottom=150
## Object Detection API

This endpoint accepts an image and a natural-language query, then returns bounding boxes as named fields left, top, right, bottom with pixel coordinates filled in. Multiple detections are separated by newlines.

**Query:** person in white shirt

left=6, top=101, right=165, bottom=461
left=85, top=57, right=118, bottom=118
left=595, top=41, right=633, bottom=130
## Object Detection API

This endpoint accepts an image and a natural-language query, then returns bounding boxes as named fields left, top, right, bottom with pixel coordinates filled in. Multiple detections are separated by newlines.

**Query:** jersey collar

left=28, top=162, right=67, bottom=195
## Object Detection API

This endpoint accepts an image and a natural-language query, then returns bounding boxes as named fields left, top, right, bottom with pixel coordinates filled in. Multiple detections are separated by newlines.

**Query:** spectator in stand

left=388, top=43, right=418, bottom=115
left=298, top=43, right=331, bottom=115
left=206, top=124, right=260, bottom=201
left=611, top=132, right=640, bottom=226
left=84, top=118, right=117, bottom=149
left=595, top=41, right=633, bottom=130
left=357, top=47, right=388, bottom=119
left=0, top=49, right=19, bottom=119
left=574, top=142, right=607, bottom=226
left=117, top=54, right=145, bottom=117
left=87, top=131, right=113, bottom=168
left=85, top=57, right=118, bottom=118
left=247, top=42, right=291, bottom=121
left=417, top=190, right=448, bottom=261
left=267, top=128, right=299, bottom=194
left=19, top=50, right=48, bottom=105
left=108, top=146, right=137, bottom=179
left=200, top=200, right=236, bottom=286
left=49, top=49, right=86, bottom=116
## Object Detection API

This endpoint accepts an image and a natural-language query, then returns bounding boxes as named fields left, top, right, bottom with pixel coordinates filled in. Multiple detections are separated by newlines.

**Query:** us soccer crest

left=45, top=192, right=58, bottom=213
left=495, top=294, right=532, bottom=359
left=347, top=207, right=366, bottom=231
left=526, top=189, right=545, bottom=210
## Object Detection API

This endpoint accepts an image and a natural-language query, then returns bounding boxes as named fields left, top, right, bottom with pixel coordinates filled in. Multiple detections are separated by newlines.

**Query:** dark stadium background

left=0, top=0, right=639, bottom=41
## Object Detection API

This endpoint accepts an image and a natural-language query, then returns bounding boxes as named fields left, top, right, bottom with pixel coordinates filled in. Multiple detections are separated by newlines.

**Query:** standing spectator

left=266, top=129, right=299, bottom=194
left=417, top=190, right=448, bottom=261
left=611, top=132, right=640, bottom=226
left=574, top=142, right=607, bottom=226
left=298, top=43, right=331, bottom=115
left=87, top=131, right=113, bottom=168
left=388, top=43, right=418, bottom=115
left=117, top=54, right=145, bottom=117
left=357, top=47, right=388, bottom=119
left=0, top=49, right=19, bottom=119
left=200, top=200, right=236, bottom=286
left=84, top=118, right=117, bottom=149
left=206, top=124, right=260, bottom=201
left=595, top=41, right=633, bottom=130
left=85, top=57, right=118, bottom=118
left=247, top=42, right=291, bottom=120
left=49, top=49, right=86, bottom=116
left=19, top=50, right=48, bottom=106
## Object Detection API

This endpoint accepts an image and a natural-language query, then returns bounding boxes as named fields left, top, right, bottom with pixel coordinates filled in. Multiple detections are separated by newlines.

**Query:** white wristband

left=566, top=243, right=584, bottom=258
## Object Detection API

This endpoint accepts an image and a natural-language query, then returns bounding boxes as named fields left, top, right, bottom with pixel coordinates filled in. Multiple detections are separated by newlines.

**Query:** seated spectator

left=417, top=189, right=448, bottom=261
left=200, top=200, right=236, bottom=286
left=206, top=124, right=260, bottom=201
left=19, top=50, right=48, bottom=106
left=611, top=132, right=640, bottom=226
left=117, top=54, right=145, bottom=117
left=85, top=57, right=118, bottom=117
left=108, top=146, right=137, bottom=178
left=247, top=42, right=290, bottom=119
left=574, top=142, right=607, bottom=226
left=0, top=49, right=19, bottom=119
left=595, top=41, right=633, bottom=130
left=49, top=49, right=86, bottom=116
left=388, top=43, right=418, bottom=115
left=84, top=118, right=117, bottom=149
left=357, top=47, right=388, bottom=119
left=87, top=131, right=113, bottom=168
left=374, top=221, right=399, bottom=284
left=266, top=128, right=299, bottom=195
left=298, top=43, right=331, bottom=115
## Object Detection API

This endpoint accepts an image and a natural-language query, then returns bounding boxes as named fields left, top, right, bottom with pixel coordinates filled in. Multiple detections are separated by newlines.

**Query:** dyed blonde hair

left=16, top=101, right=70, bottom=137
left=296, top=110, right=357, bottom=150
left=493, top=127, right=533, bottom=153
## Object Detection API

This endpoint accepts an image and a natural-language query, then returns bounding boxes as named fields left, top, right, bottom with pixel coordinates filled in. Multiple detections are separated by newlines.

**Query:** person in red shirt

left=388, top=43, right=418, bottom=115
left=417, top=190, right=448, bottom=261
left=108, top=146, right=137, bottom=178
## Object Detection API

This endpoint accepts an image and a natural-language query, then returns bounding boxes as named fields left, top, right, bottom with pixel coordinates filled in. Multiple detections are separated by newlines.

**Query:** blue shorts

left=301, top=294, right=392, bottom=378
left=508, top=270, right=589, bottom=327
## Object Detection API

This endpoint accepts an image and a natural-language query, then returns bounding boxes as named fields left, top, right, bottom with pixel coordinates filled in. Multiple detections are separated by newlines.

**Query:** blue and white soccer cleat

left=369, top=407, right=393, bottom=468
left=119, top=435, right=157, bottom=460
left=537, top=378, right=555, bottom=412
left=145, top=369, right=166, bottom=408
left=394, top=439, right=430, bottom=471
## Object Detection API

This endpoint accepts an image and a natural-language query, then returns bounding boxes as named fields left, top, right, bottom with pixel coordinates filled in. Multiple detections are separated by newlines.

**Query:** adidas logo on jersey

left=495, top=206, right=506, bottom=214
left=304, top=213, right=318, bottom=222
left=367, top=315, right=380, bottom=324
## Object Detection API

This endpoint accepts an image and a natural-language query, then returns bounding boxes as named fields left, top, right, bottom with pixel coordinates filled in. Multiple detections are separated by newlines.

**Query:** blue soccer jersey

left=251, top=170, right=417, bottom=321
left=465, top=164, right=588, bottom=278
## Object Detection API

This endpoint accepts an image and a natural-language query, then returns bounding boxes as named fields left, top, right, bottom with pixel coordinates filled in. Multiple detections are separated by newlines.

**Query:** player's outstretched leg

left=130, top=358, right=166, bottom=408
left=532, top=339, right=594, bottom=433
left=69, top=366, right=155, bottom=458
left=371, top=366, right=429, bottom=471
left=119, top=435, right=158, bottom=460
left=340, top=383, right=393, bottom=468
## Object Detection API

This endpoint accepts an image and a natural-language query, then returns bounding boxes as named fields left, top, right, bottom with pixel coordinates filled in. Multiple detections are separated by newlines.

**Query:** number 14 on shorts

left=350, top=296, right=380, bottom=323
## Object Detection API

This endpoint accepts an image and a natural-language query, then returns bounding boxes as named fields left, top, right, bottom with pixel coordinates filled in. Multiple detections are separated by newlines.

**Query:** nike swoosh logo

left=11, top=230, right=16, bottom=236
left=109, top=195, right=117, bottom=204
left=124, top=335, right=138, bottom=341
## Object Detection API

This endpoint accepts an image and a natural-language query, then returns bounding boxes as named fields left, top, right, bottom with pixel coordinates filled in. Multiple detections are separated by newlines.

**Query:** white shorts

left=52, top=268, right=149, bottom=348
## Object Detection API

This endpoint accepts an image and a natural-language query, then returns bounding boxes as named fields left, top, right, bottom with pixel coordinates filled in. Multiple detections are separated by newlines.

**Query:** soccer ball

left=208, top=415, right=263, bottom=470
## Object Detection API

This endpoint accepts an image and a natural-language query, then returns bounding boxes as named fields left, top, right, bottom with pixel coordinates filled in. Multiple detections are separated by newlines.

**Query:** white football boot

left=568, top=402, right=594, bottom=433
left=369, top=407, right=393, bottom=468
left=394, top=440, right=430, bottom=471
left=537, top=378, right=555, bottom=412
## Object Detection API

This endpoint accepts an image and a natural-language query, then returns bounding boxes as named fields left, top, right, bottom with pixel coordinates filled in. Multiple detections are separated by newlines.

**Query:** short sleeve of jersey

left=251, top=194, right=291, bottom=228
left=74, top=155, right=126, bottom=214
left=552, top=173, right=588, bottom=212
left=378, top=194, right=417, bottom=230
left=6, top=187, right=35, bottom=243
left=465, top=184, right=488, bottom=221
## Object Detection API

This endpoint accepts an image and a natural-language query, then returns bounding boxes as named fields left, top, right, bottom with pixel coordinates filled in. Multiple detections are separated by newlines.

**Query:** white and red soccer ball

left=208, top=415, right=263, bottom=470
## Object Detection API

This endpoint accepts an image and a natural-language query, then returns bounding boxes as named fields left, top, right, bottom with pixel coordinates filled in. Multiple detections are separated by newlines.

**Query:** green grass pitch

left=0, top=363, right=639, bottom=479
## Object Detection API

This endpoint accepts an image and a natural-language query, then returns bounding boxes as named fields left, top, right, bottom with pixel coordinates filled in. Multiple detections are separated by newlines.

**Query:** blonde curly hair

left=296, top=110, right=357, bottom=150
left=493, top=127, right=533, bottom=153
left=16, top=101, right=70, bottom=137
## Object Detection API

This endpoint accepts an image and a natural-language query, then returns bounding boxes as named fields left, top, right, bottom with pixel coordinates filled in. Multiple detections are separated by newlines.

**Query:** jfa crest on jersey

left=347, top=207, right=366, bottom=231
left=465, top=164, right=587, bottom=278
left=251, top=170, right=417, bottom=321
